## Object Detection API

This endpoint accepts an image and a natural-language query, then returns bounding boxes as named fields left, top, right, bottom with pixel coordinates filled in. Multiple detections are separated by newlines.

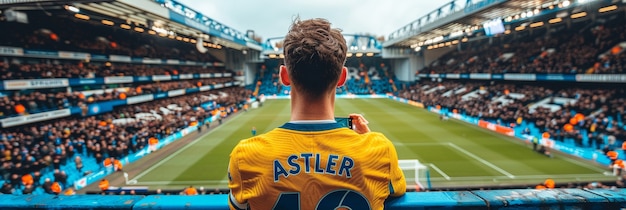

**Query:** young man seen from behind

left=228, top=17, right=406, bottom=210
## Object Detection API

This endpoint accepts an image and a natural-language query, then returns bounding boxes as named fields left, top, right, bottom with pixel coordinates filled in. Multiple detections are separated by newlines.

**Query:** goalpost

left=399, top=159, right=431, bottom=191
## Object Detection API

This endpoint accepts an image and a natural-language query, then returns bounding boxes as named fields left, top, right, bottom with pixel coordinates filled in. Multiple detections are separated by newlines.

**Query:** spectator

left=183, top=186, right=198, bottom=195
left=75, top=156, right=83, bottom=173
left=21, top=173, right=33, bottom=186
left=0, top=183, right=13, bottom=194
left=53, top=169, right=65, bottom=185
left=32, top=171, right=41, bottom=187
left=42, top=178, right=53, bottom=194
left=227, top=18, right=406, bottom=209
left=51, top=181, right=61, bottom=195
left=9, top=174, right=20, bottom=188
left=544, top=179, right=556, bottom=189
left=22, top=184, right=34, bottom=195
left=113, top=158, right=123, bottom=172
left=99, top=179, right=109, bottom=192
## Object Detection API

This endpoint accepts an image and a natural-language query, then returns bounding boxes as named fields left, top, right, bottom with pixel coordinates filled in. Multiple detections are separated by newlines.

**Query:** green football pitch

left=127, top=98, right=614, bottom=190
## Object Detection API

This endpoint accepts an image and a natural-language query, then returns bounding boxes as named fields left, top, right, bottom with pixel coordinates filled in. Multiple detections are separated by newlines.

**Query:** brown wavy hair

left=283, top=18, right=347, bottom=98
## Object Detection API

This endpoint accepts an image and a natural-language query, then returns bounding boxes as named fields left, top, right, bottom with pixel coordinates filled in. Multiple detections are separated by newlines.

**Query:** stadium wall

left=1, top=189, right=625, bottom=209
left=423, top=45, right=455, bottom=67
left=243, top=63, right=258, bottom=86
left=390, top=56, right=421, bottom=82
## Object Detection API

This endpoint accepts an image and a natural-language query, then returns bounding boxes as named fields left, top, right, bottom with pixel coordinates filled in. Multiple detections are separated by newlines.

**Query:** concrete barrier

left=2, top=189, right=626, bottom=209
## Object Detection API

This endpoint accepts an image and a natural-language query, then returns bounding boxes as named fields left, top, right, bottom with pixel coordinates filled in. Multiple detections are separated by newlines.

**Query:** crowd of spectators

left=0, top=9, right=253, bottom=196
left=252, top=59, right=399, bottom=96
left=422, top=17, right=626, bottom=74
left=0, top=11, right=219, bottom=63
left=0, top=77, right=235, bottom=119
left=398, top=81, right=626, bottom=149
left=0, top=60, right=229, bottom=80
left=0, top=86, right=252, bottom=195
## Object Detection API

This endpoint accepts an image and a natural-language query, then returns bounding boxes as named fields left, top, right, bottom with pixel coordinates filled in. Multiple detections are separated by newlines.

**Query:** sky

left=176, top=0, right=445, bottom=40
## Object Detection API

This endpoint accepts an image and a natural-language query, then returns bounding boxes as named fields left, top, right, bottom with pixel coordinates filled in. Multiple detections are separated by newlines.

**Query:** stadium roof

left=6, top=0, right=262, bottom=51
left=0, top=0, right=109, bottom=8
left=383, top=0, right=609, bottom=49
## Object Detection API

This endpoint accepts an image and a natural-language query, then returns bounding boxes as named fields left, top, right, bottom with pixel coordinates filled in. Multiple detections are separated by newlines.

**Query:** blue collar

left=279, top=122, right=344, bottom=131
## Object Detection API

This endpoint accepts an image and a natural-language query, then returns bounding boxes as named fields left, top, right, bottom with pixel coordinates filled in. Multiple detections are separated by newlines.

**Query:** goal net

left=399, top=159, right=431, bottom=191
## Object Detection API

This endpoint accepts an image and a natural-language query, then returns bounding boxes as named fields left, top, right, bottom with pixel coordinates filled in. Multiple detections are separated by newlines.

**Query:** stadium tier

left=0, top=12, right=220, bottom=62
left=421, top=15, right=626, bottom=74
left=0, top=1, right=256, bottom=196
left=253, top=58, right=401, bottom=96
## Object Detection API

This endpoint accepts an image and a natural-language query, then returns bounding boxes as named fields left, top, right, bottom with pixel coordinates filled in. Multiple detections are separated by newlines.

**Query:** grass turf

left=130, top=98, right=613, bottom=190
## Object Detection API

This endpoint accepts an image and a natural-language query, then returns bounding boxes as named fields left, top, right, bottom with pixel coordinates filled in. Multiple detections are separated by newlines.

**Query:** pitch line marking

left=131, top=113, right=247, bottom=182
left=427, top=173, right=609, bottom=182
left=559, top=155, right=607, bottom=173
left=394, top=142, right=449, bottom=146
left=400, top=142, right=516, bottom=178
left=447, top=142, right=516, bottom=179
left=428, top=163, right=451, bottom=180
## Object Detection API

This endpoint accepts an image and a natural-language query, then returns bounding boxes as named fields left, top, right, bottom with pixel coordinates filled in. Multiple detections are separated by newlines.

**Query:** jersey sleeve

left=387, top=140, right=406, bottom=197
left=228, top=145, right=249, bottom=210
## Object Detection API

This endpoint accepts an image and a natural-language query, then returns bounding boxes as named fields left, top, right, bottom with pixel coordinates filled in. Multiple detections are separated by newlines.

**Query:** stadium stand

left=396, top=4, right=626, bottom=173
left=358, top=2, right=626, bottom=202
left=0, top=3, right=254, bottom=195
left=0, top=75, right=233, bottom=119
left=0, top=86, right=252, bottom=195
left=248, top=62, right=289, bottom=96
left=0, top=60, right=226, bottom=80
left=0, top=12, right=219, bottom=62
left=251, top=58, right=399, bottom=96
left=422, top=13, right=626, bottom=74
left=0, top=75, right=232, bottom=119
left=398, top=81, right=626, bottom=149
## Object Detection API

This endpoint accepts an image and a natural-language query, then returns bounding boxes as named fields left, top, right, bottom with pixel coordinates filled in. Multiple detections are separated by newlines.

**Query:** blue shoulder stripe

left=279, top=123, right=344, bottom=131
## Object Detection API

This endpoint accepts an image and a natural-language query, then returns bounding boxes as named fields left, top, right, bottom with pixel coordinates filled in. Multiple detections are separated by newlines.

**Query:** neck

left=290, top=88, right=335, bottom=121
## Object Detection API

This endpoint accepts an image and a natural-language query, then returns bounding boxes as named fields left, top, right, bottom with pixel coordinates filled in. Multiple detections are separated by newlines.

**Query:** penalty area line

left=428, top=163, right=451, bottom=180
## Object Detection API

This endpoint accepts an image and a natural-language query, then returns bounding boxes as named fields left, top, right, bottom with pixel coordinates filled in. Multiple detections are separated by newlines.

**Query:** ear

left=336, top=67, right=347, bottom=87
left=279, top=65, right=291, bottom=86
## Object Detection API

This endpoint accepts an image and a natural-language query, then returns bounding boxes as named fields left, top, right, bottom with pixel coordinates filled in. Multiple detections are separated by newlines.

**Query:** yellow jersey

left=228, top=122, right=406, bottom=210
